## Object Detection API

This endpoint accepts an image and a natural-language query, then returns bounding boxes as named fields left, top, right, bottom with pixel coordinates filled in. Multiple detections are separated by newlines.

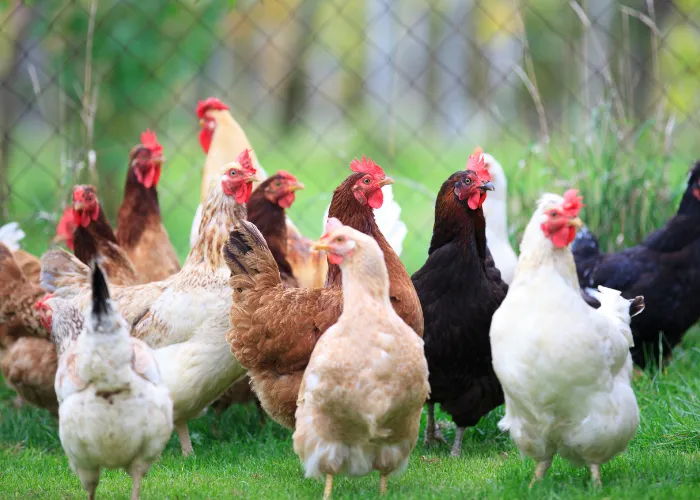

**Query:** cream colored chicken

left=490, top=190, right=644, bottom=487
left=56, top=266, right=172, bottom=500
left=478, top=148, right=517, bottom=284
left=41, top=155, right=257, bottom=457
left=293, top=218, right=429, bottom=499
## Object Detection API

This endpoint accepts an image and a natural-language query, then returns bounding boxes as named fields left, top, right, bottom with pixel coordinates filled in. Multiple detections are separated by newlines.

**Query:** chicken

left=246, top=170, right=305, bottom=287
left=411, top=153, right=508, bottom=456
left=571, top=160, right=700, bottom=368
left=490, top=189, right=644, bottom=487
left=293, top=218, right=429, bottom=498
left=116, top=130, right=181, bottom=282
left=0, top=242, right=46, bottom=338
left=54, top=205, right=77, bottom=251
left=478, top=148, right=517, bottom=284
left=70, top=185, right=139, bottom=286
left=56, top=265, right=172, bottom=500
left=224, top=157, right=423, bottom=430
left=322, top=182, right=408, bottom=257
left=0, top=221, right=41, bottom=282
left=189, top=97, right=327, bottom=289
left=41, top=153, right=257, bottom=456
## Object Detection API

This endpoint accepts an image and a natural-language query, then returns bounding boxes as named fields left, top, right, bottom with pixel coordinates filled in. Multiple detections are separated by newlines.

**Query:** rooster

left=293, top=219, right=429, bottom=498
left=41, top=152, right=257, bottom=456
left=55, top=265, right=173, bottom=500
left=116, top=130, right=180, bottom=282
left=224, top=157, right=423, bottom=430
left=411, top=152, right=508, bottom=456
left=571, top=160, right=700, bottom=368
left=490, top=190, right=644, bottom=487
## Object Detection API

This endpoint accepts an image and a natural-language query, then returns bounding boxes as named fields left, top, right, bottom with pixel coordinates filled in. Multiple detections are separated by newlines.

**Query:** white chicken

left=55, top=265, right=172, bottom=500
left=293, top=218, right=429, bottom=498
left=0, top=221, right=25, bottom=251
left=478, top=148, right=517, bottom=284
left=490, top=189, right=644, bottom=487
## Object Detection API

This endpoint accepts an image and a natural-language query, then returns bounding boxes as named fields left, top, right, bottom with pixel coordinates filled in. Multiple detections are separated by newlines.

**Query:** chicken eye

left=229, top=170, right=237, bottom=177
left=274, top=180, right=282, bottom=187
left=363, top=177, right=371, bottom=185
left=464, top=178, right=472, bottom=185
left=550, top=210, right=558, bottom=217
left=335, top=237, right=344, bottom=242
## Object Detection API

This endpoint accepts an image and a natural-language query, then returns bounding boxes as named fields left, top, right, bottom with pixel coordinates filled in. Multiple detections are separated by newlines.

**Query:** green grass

left=1, top=330, right=699, bottom=499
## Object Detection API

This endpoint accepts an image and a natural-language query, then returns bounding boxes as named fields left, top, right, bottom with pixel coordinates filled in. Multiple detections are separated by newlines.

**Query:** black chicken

left=411, top=154, right=508, bottom=456
left=572, top=160, right=700, bottom=368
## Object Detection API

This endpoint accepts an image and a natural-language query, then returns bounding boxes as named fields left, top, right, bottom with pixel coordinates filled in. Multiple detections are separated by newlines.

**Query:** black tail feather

left=91, top=262, right=111, bottom=320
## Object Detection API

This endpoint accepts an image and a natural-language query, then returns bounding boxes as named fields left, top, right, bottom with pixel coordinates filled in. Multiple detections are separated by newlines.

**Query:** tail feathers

left=224, top=220, right=281, bottom=286
left=40, top=249, right=89, bottom=296
left=90, top=263, right=111, bottom=321
left=0, top=222, right=25, bottom=252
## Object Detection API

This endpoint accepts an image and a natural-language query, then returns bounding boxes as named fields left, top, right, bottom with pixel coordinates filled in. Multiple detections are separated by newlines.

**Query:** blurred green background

left=1, top=0, right=699, bottom=273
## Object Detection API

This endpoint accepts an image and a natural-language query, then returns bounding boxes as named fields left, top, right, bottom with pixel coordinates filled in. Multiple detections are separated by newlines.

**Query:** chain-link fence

left=1, top=0, right=699, bottom=270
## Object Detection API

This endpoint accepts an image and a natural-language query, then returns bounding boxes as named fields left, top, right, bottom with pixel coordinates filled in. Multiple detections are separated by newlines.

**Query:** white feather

left=0, top=222, right=25, bottom=252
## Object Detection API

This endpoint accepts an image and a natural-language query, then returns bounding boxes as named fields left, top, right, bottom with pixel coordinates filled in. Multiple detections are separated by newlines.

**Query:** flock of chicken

left=1, top=97, right=699, bottom=499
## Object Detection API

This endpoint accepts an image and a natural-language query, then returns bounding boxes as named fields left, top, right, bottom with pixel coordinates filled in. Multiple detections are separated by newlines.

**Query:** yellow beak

left=199, top=119, right=205, bottom=127
left=568, top=217, right=584, bottom=229
left=288, top=182, right=305, bottom=192
left=311, top=241, right=330, bottom=252
left=378, top=176, right=394, bottom=188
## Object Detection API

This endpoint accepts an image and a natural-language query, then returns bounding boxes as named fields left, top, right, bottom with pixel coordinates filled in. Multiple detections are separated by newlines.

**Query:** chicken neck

left=246, top=187, right=294, bottom=279
left=116, top=169, right=162, bottom=248
left=74, top=207, right=118, bottom=266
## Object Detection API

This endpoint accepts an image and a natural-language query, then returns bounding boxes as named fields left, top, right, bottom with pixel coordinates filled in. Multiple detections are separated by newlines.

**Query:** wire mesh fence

left=1, top=0, right=699, bottom=270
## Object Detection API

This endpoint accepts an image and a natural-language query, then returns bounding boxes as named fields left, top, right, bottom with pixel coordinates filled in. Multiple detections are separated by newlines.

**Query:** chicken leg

left=379, top=475, right=388, bottom=495
left=529, top=460, right=551, bottom=488
left=423, top=403, right=447, bottom=447
left=176, top=421, right=193, bottom=457
left=323, top=474, right=333, bottom=500
left=450, top=426, right=465, bottom=457
left=129, top=462, right=151, bottom=500
left=589, top=463, right=602, bottom=487
left=76, top=467, right=100, bottom=500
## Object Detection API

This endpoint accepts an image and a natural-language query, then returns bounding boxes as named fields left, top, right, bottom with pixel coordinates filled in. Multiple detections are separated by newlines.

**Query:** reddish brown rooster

left=116, top=130, right=181, bottom=282
left=224, top=157, right=423, bottom=429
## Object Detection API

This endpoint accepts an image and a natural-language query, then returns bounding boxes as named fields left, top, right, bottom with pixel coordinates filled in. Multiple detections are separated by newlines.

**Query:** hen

left=56, top=265, right=172, bottom=500
left=571, top=160, right=700, bottom=368
left=478, top=148, right=517, bottom=284
left=0, top=242, right=46, bottom=339
left=246, top=170, right=305, bottom=287
left=490, top=190, right=644, bottom=487
left=293, top=219, right=429, bottom=498
left=70, top=184, right=139, bottom=286
left=224, top=157, right=423, bottom=430
left=116, top=130, right=181, bottom=282
left=411, top=153, right=508, bottom=456
left=41, top=153, right=257, bottom=456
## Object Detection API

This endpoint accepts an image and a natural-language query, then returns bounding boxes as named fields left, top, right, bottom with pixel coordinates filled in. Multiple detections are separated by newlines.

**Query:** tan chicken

left=293, top=219, right=429, bottom=498
left=0, top=222, right=41, bottom=281
left=190, top=97, right=327, bottom=288
left=0, top=243, right=46, bottom=339
left=40, top=153, right=257, bottom=457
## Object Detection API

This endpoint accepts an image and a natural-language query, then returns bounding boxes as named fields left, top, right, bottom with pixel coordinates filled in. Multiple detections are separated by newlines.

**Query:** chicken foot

left=323, top=474, right=333, bottom=500
left=176, top=421, right=193, bottom=457
left=450, top=426, right=466, bottom=457
left=423, top=403, right=447, bottom=447
left=529, top=460, right=551, bottom=488
left=589, top=463, right=602, bottom=487
left=379, top=475, right=388, bottom=495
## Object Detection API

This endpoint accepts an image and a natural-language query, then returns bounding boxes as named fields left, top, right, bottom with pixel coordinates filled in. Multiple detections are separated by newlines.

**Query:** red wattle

left=199, top=128, right=212, bottom=153
left=235, top=182, right=253, bottom=204
left=368, top=189, right=384, bottom=209
left=278, top=192, right=296, bottom=209
left=550, top=226, right=576, bottom=248
left=328, top=252, right=344, bottom=265
left=468, top=192, right=481, bottom=210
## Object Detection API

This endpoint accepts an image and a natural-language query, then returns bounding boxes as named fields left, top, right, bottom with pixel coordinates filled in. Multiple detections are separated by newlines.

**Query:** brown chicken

left=193, top=97, right=326, bottom=288
left=116, top=130, right=181, bottom=282
left=224, top=157, right=423, bottom=429
left=0, top=243, right=46, bottom=339
left=246, top=171, right=305, bottom=287
left=70, top=184, right=139, bottom=287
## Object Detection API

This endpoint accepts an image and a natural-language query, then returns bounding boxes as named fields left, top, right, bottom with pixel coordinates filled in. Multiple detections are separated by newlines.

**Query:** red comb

left=237, top=149, right=257, bottom=175
left=466, top=151, right=491, bottom=184
left=562, top=189, right=584, bottom=217
left=321, top=217, right=343, bottom=239
left=350, top=155, right=385, bottom=178
left=276, top=170, right=298, bottom=182
left=140, top=129, right=163, bottom=157
left=196, top=97, right=229, bottom=118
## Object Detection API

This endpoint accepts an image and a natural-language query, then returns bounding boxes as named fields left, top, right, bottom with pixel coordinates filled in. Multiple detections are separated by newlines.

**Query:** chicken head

left=349, top=156, right=393, bottom=209
left=263, top=171, right=305, bottom=209
left=220, top=149, right=259, bottom=204
left=129, top=129, right=164, bottom=189
left=539, top=189, right=584, bottom=248
left=197, top=97, right=230, bottom=153
left=72, top=185, right=100, bottom=228
left=453, top=152, right=495, bottom=210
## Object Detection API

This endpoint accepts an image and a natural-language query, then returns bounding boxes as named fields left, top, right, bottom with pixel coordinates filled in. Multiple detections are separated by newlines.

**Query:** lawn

left=2, top=125, right=700, bottom=498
